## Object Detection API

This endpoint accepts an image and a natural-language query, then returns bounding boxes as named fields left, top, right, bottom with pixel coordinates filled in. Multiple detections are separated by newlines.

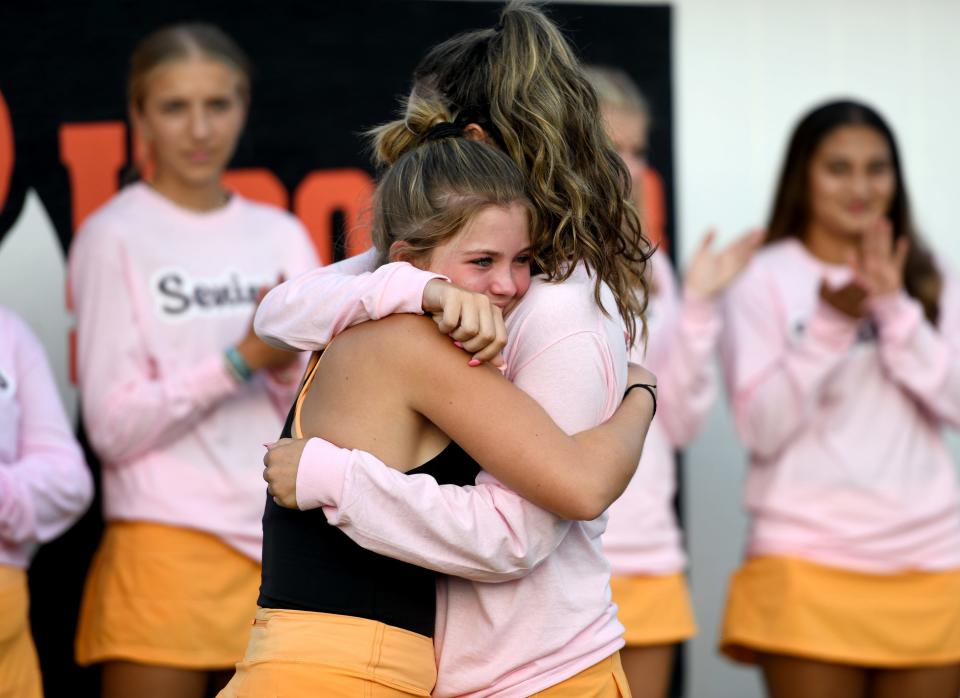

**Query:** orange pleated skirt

left=218, top=607, right=436, bottom=697
left=610, top=572, right=697, bottom=646
left=721, top=556, right=960, bottom=667
left=0, top=565, right=42, bottom=698
left=530, top=652, right=632, bottom=697
left=75, top=522, right=260, bottom=669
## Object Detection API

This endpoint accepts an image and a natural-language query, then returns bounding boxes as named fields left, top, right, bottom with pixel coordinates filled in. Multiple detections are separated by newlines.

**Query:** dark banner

left=0, top=3, right=674, bottom=696
left=0, top=1, right=674, bottom=257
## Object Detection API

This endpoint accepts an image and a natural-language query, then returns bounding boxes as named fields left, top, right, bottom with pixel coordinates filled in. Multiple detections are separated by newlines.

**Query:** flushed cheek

left=514, top=275, right=531, bottom=298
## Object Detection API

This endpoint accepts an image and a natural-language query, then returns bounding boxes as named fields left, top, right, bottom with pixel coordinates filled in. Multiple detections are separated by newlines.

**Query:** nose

left=190, top=106, right=212, bottom=140
left=850, top=171, right=870, bottom=199
left=489, top=267, right=519, bottom=299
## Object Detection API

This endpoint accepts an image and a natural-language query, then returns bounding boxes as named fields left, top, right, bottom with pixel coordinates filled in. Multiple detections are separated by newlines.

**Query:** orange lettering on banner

left=60, top=122, right=125, bottom=233
left=0, top=90, right=12, bottom=214
left=294, top=168, right=374, bottom=265
left=223, top=168, right=289, bottom=209
left=641, top=167, right=668, bottom=252
left=60, top=122, right=125, bottom=387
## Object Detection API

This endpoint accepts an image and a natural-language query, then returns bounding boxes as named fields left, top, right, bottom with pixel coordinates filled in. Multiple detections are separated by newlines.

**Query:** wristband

left=623, top=383, right=656, bottom=418
left=225, top=346, right=254, bottom=383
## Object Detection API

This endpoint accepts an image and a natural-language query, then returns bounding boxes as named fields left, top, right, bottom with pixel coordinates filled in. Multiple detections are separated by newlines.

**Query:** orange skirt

left=721, top=556, right=960, bottom=668
left=75, top=522, right=260, bottom=670
left=0, top=566, right=42, bottom=698
left=218, top=608, right=436, bottom=697
left=530, top=653, right=631, bottom=697
left=610, top=572, right=697, bottom=646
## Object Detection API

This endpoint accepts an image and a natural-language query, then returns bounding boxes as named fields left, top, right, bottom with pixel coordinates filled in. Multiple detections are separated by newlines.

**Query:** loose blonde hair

left=371, top=99, right=534, bottom=268
left=374, top=1, right=651, bottom=345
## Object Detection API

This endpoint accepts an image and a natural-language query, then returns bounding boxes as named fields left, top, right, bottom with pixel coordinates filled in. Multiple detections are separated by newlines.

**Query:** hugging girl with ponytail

left=221, top=101, right=656, bottom=697
left=252, top=3, right=659, bottom=696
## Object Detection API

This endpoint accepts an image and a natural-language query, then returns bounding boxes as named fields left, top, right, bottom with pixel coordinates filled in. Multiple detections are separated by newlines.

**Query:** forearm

left=561, top=383, right=655, bottom=519
left=82, top=352, right=238, bottom=465
left=873, top=292, right=960, bottom=426
left=481, top=330, right=630, bottom=520
left=2, top=352, right=93, bottom=545
left=0, top=447, right=92, bottom=545
left=297, top=440, right=569, bottom=581
left=654, top=289, right=720, bottom=446
left=254, top=251, right=443, bottom=351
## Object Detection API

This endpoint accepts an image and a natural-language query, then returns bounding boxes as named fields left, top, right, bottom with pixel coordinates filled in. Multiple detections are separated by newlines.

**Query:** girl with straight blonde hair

left=70, top=23, right=317, bottom=698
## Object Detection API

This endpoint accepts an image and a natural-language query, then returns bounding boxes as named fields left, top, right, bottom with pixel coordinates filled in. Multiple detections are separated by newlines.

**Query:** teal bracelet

left=225, top=346, right=254, bottom=383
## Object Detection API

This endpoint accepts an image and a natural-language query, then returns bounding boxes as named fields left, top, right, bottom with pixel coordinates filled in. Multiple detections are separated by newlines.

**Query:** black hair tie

left=425, top=122, right=464, bottom=142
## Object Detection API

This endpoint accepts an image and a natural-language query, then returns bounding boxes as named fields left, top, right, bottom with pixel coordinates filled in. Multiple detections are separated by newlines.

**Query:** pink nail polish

left=453, top=341, right=464, bottom=348
left=469, top=359, right=481, bottom=366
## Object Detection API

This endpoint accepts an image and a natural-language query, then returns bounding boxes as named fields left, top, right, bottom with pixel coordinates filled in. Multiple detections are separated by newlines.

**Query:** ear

left=463, top=123, right=494, bottom=145
left=389, top=240, right=428, bottom=268
left=129, top=104, right=151, bottom=144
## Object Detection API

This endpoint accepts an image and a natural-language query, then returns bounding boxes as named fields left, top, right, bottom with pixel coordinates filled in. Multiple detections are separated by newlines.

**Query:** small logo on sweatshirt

left=0, top=366, right=14, bottom=398
left=151, top=268, right=272, bottom=322
left=793, top=317, right=876, bottom=344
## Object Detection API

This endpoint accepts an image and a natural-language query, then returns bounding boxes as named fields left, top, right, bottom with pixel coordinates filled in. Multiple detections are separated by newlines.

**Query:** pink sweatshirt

left=721, top=238, right=960, bottom=573
left=0, top=306, right=92, bottom=569
left=604, top=249, right=719, bottom=577
left=68, top=182, right=317, bottom=560
left=256, top=259, right=628, bottom=697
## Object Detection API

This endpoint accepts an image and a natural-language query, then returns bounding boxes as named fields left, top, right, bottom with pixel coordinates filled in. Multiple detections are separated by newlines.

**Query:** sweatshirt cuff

left=869, top=291, right=922, bottom=345
left=186, top=354, right=242, bottom=408
left=806, top=299, right=860, bottom=352
left=295, top=438, right=350, bottom=511
left=382, top=263, right=448, bottom=315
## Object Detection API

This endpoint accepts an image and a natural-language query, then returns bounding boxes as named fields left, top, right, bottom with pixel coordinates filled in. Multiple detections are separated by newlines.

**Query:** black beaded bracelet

left=623, top=383, right=657, bottom=417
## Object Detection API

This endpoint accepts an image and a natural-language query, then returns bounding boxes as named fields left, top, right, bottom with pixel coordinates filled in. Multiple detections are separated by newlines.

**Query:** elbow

left=476, top=561, right=535, bottom=583
left=72, top=459, right=95, bottom=516
left=253, top=300, right=292, bottom=350
left=86, top=422, right=137, bottom=466
left=557, top=490, right=610, bottom=522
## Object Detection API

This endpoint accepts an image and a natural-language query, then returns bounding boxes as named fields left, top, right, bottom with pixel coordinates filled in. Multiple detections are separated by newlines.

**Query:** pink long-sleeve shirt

left=721, top=238, right=960, bottom=573
left=256, top=258, right=628, bottom=697
left=0, top=307, right=92, bottom=569
left=603, top=250, right=720, bottom=577
left=68, top=182, right=317, bottom=560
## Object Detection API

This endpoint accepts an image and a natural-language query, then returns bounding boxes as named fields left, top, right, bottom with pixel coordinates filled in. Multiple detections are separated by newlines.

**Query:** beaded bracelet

left=623, top=383, right=656, bottom=418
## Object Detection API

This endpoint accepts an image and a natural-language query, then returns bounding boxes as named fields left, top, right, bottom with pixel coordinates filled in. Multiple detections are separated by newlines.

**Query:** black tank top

left=258, top=352, right=481, bottom=637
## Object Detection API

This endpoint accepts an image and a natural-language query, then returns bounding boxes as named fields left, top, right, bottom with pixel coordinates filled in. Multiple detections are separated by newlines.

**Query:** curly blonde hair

left=371, top=1, right=651, bottom=345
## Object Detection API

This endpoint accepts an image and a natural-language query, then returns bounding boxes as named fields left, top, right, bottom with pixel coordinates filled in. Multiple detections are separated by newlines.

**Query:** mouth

left=185, top=151, right=214, bottom=164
